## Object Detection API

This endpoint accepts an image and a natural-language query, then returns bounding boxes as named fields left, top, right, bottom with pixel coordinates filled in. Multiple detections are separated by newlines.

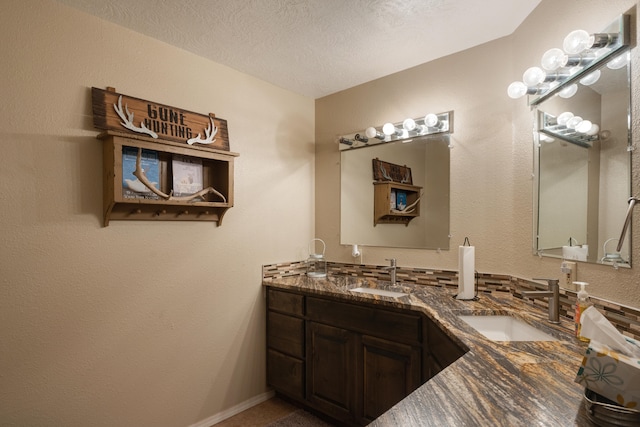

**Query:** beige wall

left=3, top=0, right=640, bottom=426
left=316, top=0, right=640, bottom=307
left=0, top=1, right=314, bottom=426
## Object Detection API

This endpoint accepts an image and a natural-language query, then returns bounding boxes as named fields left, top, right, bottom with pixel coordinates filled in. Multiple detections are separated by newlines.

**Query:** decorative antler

left=187, top=116, right=218, bottom=145
left=131, top=148, right=227, bottom=203
left=401, top=169, right=411, bottom=184
left=380, top=163, right=393, bottom=181
left=113, top=95, right=158, bottom=138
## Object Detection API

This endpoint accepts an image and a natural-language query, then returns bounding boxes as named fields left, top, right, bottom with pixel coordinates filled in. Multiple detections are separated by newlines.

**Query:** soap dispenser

left=306, top=238, right=327, bottom=279
left=574, top=281, right=592, bottom=342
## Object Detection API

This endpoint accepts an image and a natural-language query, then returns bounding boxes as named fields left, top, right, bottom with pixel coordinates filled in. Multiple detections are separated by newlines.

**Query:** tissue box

left=575, top=339, right=640, bottom=408
left=562, top=244, right=588, bottom=261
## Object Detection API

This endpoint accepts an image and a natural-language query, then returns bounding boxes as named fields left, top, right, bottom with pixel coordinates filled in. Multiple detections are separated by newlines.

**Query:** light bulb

left=382, top=122, right=399, bottom=136
left=607, top=52, right=629, bottom=70
left=541, top=48, right=567, bottom=70
left=558, top=84, right=578, bottom=98
left=566, top=116, right=583, bottom=129
left=424, top=113, right=439, bottom=127
left=585, top=123, right=600, bottom=136
left=522, top=67, right=546, bottom=86
left=579, top=70, right=601, bottom=86
left=575, top=120, right=593, bottom=134
left=365, top=126, right=384, bottom=140
left=539, top=133, right=555, bottom=143
left=557, top=112, right=574, bottom=126
left=403, top=118, right=416, bottom=131
left=563, top=29, right=591, bottom=54
left=507, top=81, right=528, bottom=99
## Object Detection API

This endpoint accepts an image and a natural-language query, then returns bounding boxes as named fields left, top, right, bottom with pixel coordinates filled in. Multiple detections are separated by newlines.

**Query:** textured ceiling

left=55, top=0, right=541, bottom=98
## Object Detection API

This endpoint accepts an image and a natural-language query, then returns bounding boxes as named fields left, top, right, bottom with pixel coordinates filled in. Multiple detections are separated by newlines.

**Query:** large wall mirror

left=533, top=35, right=632, bottom=267
left=340, top=133, right=450, bottom=250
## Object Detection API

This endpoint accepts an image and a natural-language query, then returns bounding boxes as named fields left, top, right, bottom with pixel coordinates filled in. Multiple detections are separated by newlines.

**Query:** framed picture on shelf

left=396, top=191, right=407, bottom=210
left=121, top=147, right=160, bottom=200
left=172, top=155, right=204, bottom=197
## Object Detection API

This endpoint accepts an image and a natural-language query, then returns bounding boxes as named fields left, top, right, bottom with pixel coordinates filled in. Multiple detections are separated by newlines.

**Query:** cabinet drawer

left=268, top=289, right=304, bottom=316
left=268, top=349, right=304, bottom=400
left=307, top=297, right=421, bottom=344
left=268, top=312, right=304, bottom=358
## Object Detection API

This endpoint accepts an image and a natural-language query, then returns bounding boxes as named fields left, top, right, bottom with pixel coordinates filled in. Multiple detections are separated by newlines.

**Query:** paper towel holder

left=453, top=270, right=480, bottom=301
left=455, top=237, right=479, bottom=301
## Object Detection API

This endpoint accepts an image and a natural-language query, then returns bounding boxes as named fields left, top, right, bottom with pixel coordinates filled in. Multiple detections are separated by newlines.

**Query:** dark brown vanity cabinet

left=266, top=287, right=466, bottom=426
left=305, top=296, right=423, bottom=425
left=266, top=290, right=305, bottom=400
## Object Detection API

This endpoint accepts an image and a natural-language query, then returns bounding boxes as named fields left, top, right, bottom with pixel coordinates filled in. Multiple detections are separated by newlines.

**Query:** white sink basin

left=350, top=287, right=408, bottom=298
left=458, top=315, right=557, bottom=342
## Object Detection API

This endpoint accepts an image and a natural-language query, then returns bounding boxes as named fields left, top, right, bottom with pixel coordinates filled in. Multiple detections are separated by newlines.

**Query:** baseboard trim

left=189, top=390, right=276, bottom=427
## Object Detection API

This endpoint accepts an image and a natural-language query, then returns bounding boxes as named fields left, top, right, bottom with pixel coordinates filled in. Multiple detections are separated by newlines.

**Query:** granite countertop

left=263, top=274, right=593, bottom=426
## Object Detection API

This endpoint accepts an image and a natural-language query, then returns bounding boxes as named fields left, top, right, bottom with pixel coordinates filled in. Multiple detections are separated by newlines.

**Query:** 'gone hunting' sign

left=91, top=87, right=230, bottom=151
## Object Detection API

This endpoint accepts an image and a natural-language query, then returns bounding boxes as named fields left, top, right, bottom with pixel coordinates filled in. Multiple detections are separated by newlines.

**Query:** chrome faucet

left=522, top=278, right=560, bottom=324
left=383, top=258, right=397, bottom=285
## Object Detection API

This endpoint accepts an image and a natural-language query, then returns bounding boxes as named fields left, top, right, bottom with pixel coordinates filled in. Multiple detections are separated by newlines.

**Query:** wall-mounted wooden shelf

left=100, top=131, right=238, bottom=226
left=373, top=182, right=422, bottom=226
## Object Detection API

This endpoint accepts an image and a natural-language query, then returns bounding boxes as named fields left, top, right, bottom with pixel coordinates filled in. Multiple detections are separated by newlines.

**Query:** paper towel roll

left=457, top=245, right=475, bottom=300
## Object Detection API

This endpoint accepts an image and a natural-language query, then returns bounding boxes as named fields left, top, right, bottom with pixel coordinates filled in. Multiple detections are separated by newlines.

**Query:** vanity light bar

left=538, top=111, right=599, bottom=148
left=338, top=111, right=453, bottom=150
left=507, top=14, right=630, bottom=106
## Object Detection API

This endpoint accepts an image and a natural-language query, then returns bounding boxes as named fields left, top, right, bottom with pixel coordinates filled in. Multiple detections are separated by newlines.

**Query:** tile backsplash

left=263, top=261, right=640, bottom=340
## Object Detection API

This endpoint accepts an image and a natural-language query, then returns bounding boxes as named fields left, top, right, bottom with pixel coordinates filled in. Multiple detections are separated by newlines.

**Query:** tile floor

left=213, top=396, right=298, bottom=427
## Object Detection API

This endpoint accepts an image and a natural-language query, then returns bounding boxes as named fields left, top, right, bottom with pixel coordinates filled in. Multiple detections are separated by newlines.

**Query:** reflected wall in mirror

left=340, top=135, right=450, bottom=249
left=534, top=50, right=631, bottom=267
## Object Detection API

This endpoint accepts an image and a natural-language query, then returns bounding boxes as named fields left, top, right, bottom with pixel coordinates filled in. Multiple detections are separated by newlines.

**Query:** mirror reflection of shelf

left=373, top=182, right=422, bottom=227
left=538, top=111, right=598, bottom=148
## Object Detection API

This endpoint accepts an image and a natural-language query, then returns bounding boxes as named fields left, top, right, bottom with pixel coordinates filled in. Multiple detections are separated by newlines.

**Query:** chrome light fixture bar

left=338, top=111, right=453, bottom=150
left=538, top=111, right=600, bottom=148
left=507, top=14, right=630, bottom=106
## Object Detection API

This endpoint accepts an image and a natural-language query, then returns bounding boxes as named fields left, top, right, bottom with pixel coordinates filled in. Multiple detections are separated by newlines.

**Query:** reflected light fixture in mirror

left=533, top=12, right=632, bottom=267
left=339, top=111, right=453, bottom=151
left=538, top=111, right=600, bottom=148
left=507, top=14, right=630, bottom=106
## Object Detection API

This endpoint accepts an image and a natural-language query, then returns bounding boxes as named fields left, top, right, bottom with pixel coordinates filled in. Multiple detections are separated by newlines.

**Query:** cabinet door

left=360, top=335, right=421, bottom=422
left=306, top=322, right=356, bottom=422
